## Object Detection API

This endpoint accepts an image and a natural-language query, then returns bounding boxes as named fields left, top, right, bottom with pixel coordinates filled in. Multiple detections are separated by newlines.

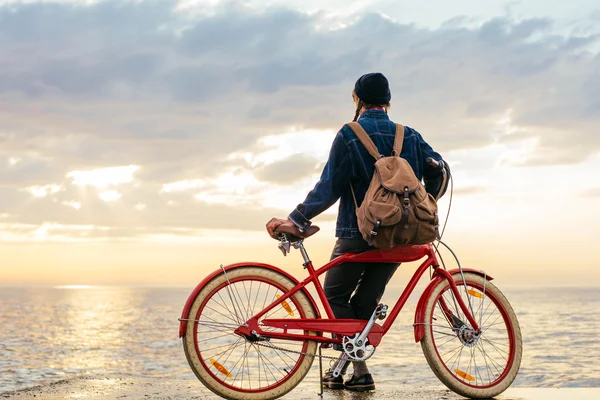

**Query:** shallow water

left=0, top=284, right=599, bottom=393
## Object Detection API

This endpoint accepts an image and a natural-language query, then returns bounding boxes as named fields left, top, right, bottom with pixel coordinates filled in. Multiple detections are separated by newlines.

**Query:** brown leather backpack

left=348, top=122, right=439, bottom=248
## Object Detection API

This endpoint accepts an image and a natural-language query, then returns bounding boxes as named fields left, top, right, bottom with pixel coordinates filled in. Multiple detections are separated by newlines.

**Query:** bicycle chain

left=251, top=339, right=376, bottom=362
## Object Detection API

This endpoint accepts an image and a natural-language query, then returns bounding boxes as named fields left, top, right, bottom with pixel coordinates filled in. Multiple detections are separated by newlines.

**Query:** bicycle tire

left=182, top=266, right=318, bottom=400
left=420, top=272, right=522, bottom=399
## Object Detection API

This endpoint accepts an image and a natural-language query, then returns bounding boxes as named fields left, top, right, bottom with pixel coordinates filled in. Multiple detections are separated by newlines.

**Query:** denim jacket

left=288, top=109, right=446, bottom=238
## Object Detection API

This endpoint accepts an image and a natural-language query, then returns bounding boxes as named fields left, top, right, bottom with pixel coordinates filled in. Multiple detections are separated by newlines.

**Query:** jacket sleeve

left=417, top=132, right=450, bottom=200
left=288, top=131, right=352, bottom=231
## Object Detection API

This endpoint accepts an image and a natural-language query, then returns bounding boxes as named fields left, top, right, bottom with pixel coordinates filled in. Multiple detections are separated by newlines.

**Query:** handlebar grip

left=426, top=157, right=441, bottom=169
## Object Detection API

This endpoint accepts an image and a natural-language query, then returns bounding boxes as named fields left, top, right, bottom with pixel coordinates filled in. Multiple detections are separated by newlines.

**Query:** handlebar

left=426, top=157, right=442, bottom=170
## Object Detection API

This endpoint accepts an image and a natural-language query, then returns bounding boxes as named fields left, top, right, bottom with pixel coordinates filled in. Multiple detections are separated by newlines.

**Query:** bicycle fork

left=434, top=268, right=481, bottom=333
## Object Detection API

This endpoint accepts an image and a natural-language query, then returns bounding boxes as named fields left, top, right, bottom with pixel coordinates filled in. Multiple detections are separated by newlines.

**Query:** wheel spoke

left=472, top=346, right=485, bottom=384
left=200, top=340, right=239, bottom=355
left=246, top=281, right=253, bottom=318
left=230, top=342, right=252, bottom=385
left=252, top=282, right=262, bottom=318
left=481, top=313, right=503, bottom=334
left=480, top=307, right=499, bottom=328
left=257, top=346, right=284, bottom=381
left=212, top=337, right=243, bottom=374
left=441, top=343, right=464, bottom=359
left=433, top=329, right=457, bottom=337
left=436, top=335, right=458, bottom=348
left=213, top=293, right=239, bottom=323
left=197, top=332, right=237, bottom=344
left=223, top=279, right=243, bottom=324
left=203, top=304, right=239, bottom=324
left=478, top=341, right=494, bottom=382
left=480, top=334, right=509, bottom=347
left=196, top=325, right=236, bottom=334
left=240, top=280, right=251, bottom=319
left=480, top=337, right=509, bottom=362
left=245, top=341, right=252, bottom=390
left=465, top=345, right=474, bottom=383
left=257, top=345, right=262, bottom=387
left=429, top=323, right=457, bottom=331
left=262, top=285, right=272, bottom=312
left=232, top=282, right=251, bottom=320
left=269, top=346, right=296, bottom=371
left=198, top=315, right=240, bottom=329
left=261, top=293, right=280, bottom=320
left=451, top=345, right=465, bottom=373
left=477, top=341, right=503, bottom=376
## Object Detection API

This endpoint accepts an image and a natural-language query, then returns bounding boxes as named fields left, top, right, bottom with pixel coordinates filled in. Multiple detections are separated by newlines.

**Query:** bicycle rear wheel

left=182, top=266, right=318, bottom=400
left=421, top=272, right=522, bottom=399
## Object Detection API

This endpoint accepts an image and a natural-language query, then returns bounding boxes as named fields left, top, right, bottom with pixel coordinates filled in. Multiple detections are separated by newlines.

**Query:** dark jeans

left=324, top=238, right=399, bottom=320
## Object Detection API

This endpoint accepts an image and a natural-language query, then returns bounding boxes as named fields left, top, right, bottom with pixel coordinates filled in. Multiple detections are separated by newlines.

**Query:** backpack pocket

left=414, top=194, right=438, bottom=223
left=415, top=204, right=436, bottom=223
left=365, top=200, right=403, bottom=226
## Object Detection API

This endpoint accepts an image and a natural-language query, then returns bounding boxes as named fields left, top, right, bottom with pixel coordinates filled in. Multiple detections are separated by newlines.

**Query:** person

left=266, top=72, right=450, bottom=392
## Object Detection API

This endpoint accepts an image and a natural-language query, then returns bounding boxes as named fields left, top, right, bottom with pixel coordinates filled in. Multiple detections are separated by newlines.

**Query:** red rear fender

left=178, top=262, right=321, bottom=337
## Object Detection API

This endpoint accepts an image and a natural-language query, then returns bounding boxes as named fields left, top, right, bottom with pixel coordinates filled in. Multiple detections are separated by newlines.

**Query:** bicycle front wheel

left=421, top=272, right=522, bottom=399
left=182, top=266, right=318, bottom=400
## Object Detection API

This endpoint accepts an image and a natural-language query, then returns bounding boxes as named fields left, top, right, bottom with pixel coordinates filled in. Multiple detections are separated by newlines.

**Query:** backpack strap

left=393, top=123, right=405, bottom=156
left=347, top=122, right=404, bottom=210
left=346, top=122, right=381, bottom=160
left=350, top=182, right=359, bottom=209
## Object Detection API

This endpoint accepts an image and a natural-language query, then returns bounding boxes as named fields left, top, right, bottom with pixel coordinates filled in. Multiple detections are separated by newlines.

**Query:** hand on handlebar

left=266, top=217, right=293, bottom=239
left=426, top=157, right=443, bottom=171
left=424, top=157, right=450, bottom=201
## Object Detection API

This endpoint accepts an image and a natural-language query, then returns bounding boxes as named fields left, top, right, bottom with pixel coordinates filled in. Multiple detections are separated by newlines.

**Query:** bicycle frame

left=226, top=242, right=482, bottom=346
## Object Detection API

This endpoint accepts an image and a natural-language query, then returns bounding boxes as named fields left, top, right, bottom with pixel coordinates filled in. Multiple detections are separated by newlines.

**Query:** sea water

left=1, top=285, right=599, bottom=393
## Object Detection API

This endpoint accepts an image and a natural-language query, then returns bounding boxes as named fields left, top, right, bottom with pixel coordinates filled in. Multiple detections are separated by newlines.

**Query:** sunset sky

left=1, top=0, right=599, bottom=287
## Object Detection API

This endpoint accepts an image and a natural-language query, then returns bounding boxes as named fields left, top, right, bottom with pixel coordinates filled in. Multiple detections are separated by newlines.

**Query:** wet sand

left=2, top=377, right=599, bottom=400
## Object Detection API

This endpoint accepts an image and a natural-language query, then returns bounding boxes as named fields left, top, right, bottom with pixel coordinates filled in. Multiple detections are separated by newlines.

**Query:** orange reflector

left=467, top=289, right=484, bottom=299
left=210, top=358, right=232, bottom=378
left=454, top=369, right=475, bottom=381
left=276, top=294, right=294, bottom=316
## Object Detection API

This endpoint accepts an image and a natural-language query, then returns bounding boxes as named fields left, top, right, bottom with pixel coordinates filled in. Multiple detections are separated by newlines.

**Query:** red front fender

left=413, top=268, right=493, bottom=342
left=178, top=262, right=322, bottom=337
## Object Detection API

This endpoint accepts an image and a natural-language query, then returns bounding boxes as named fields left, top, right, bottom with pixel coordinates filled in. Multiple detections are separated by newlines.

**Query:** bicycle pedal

left=376, top=304, right=388, bottom=320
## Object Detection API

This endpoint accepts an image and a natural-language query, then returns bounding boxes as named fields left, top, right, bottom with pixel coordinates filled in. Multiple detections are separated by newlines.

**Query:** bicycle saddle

left=274, top=222, right=320, bottom=241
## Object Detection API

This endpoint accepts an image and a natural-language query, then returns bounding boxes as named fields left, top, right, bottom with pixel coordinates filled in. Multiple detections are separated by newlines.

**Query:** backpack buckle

left=370, top=220, right=381, bottom=236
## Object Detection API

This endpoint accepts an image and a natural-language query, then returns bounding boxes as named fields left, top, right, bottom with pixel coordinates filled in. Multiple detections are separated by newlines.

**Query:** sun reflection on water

left=51, top=287, right=138, bottom=372
left=0, top=286, right=189, bottom=392
left=54, top=285, right=97, bottom=289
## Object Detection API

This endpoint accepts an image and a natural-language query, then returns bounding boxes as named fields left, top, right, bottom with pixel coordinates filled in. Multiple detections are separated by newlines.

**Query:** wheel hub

left=456, top=326, right=480, bottom=347
left=244, top=329, right=270, bottom=343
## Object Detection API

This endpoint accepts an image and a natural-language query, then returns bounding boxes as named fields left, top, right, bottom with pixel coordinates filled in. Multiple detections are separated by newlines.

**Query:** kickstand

left=317, top=346, right=323, bottom=397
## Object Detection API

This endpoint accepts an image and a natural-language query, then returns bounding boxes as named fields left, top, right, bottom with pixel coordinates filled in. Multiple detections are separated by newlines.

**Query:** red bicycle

left=179, top=225, right=522, bottom=400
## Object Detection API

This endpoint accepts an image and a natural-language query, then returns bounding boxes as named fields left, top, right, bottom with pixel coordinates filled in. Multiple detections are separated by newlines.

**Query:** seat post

left=294, top=240, right=311, bottom=268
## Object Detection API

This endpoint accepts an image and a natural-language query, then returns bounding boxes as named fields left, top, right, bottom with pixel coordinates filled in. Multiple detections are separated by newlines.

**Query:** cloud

left=580, top=187, right=600, bottom=197
left=0, top=0, right=599, bottom=240
left=253, top=154, right=323, bottom=184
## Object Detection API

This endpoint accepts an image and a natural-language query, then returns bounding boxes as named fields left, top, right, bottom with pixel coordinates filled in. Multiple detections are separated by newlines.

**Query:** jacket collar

left=358, top=109, right=390, bottom=121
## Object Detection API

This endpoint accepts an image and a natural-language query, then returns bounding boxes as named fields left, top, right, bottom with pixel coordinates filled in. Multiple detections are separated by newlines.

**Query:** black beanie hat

left=354, top=72, right=391, bottom=105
